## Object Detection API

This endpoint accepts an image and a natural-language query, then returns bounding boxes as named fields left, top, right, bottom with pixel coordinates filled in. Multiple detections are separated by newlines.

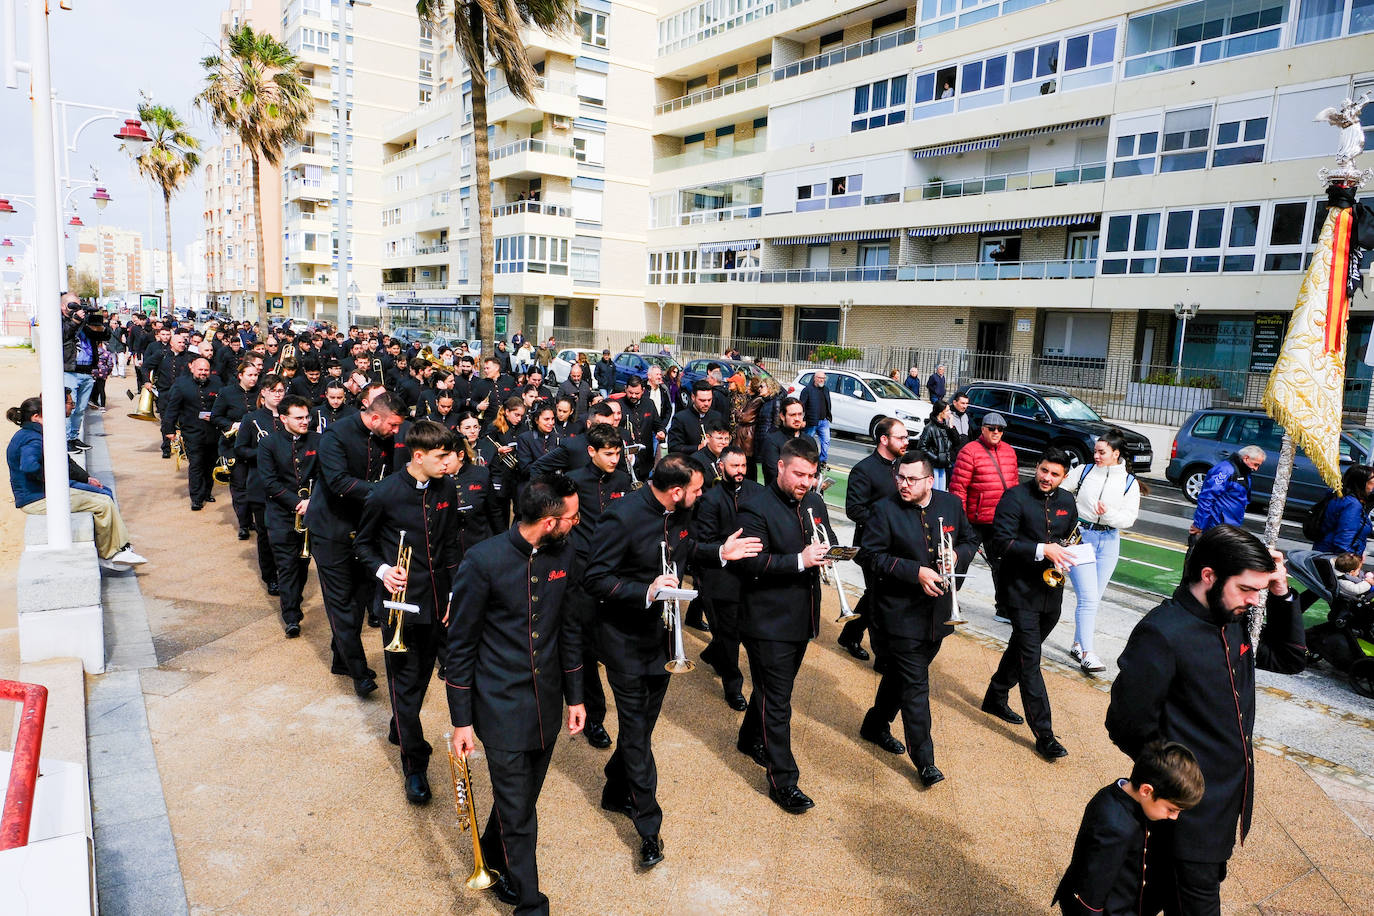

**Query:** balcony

left=653, top=136, right=766, bottom=173
left=774, top=26, right=919, bottom=84
left=492, top=199, right=574, bottom=236
left=487, top=77, right=578, bottom=125
left=905, top=259, right=1097, bottom=280
left=519, top=23, right=580, bottom=60
left=656, top=0, right=811, bottom=58
left=284, top=143, right=329, bottom=169
left=663, top=203, right=762, bottom=228
left=382, top=88, right=459, bottom=140
left=656, top=71, right=771, bottom=116
left=908, top=163, right=1107, bottom=201
left=489, top=137, right=577, bottom=181
left=287, top=246, right=331, bottom=266
left=381, top=280, right=450, bottom=291
left=300, top=75, right=331, bottom=101
left=286, top=177, right=332, bottom=201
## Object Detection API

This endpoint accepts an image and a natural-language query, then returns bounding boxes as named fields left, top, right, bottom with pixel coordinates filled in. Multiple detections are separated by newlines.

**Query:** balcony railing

left=490, top=137, right=576, bottom=161
left=384, top=146, right=420, bottom=165
left=657, top=0, right=812, bottom=56
left=653, top=136, right=766, bottom=172
left=655, top=71, right=770, bottom=115
left=758, top=266, right=898, bottom=283
left=492, top=200, right=573, bottom=218
left=906, top=258, right=1097, bottom=280
left=381, top=280, right=449, bottom=290
left=667, top=203, right=762, bottom=227
left=416, top=243, right=450, bottom=255
left=487, top=76, right=577, bottom=106
left=914, top=163, right=1107, bottom=200
left=772, top=26, right=918, bottom=83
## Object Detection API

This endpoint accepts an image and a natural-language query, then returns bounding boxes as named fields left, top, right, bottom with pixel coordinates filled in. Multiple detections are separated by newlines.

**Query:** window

left=1189, top=412, right=1226, bottom=439
left=1124, top=0, right=1288, bottom=78
left=1213, top=116, right=1266, bottom=166
left=1265, top=200, right=1309, bottom=270
left=418, top=87, right=433, bottom=104
left=571, top=245, right=600, bottom=283
left=573, top=129, right=605, bottom=165
left=419, top=53, right=434, bottom=80
left=1010, top=40, right=1058, bottom=99
left=1295, top=0, right=1374, bottom=43
left=419, top=22, right=434, bottom=46
left=851, top=75, right=907, bottom=132
left=1113, top=131, right=1159, bottom=177
left=572, top=177, right=604, bottom=224
left=1102, top=212, right=1161, bottom=274
left=575, top=59, right=609, bottom=106
left=859, top=242, right=891, bottom=267
left=1160, top=106, right=1210, bottom=172
left=577, top=9, right=609, bottom=47
left=496, top=235, right=570, bottom=275
left=795, top=174, right=862, bottom=211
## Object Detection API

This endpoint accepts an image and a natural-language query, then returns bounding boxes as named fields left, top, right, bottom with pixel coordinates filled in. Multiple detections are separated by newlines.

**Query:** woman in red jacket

left=949, top=412, right=1019, bottom=622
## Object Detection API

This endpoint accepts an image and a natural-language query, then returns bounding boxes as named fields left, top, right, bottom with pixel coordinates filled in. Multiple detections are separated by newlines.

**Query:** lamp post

left=839, top=298, right=854, bottom=347
left=657, top=298, right=665, bottom=336
left=1172, top=301, right=1200, bottom=383
left=90, top=186, right=111, bottom=303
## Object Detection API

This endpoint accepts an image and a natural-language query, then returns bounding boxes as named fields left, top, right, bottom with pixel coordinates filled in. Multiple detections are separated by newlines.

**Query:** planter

left=1125, top=382, right=1219, bottom=412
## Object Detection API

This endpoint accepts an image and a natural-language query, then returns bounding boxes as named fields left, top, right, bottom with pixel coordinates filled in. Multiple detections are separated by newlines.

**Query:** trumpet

left=384, top=530, right=419, bottom=653
left=171, top=432, right=187, bottom=471
left=1043, top=524, right=1083, bottom=588
left=212, top=457, right=234, bottom=485
left=937, top=516, right=966, bottom=626
left=446, top=737, right=499, bottom=890
left=486, top=435, right=519, bottom=470
left=659, top=540, right=695, bottom=675
left=810, top=513, right=860, bottom=623
left=626, top=450, right=645, bottom=490
left=296, top=484, right=312, bottom=559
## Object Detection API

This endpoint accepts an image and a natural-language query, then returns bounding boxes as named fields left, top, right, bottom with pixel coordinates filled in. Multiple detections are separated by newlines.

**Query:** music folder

left=652, top=587, right=698, bottom=602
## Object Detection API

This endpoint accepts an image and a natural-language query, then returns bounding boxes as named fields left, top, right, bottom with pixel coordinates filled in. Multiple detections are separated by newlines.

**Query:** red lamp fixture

left=113, top=119, right=152, bottom=158
left=90, top=187, right=112, bottom=211
left=68, top=215, right=84, bottom=227
left=0, top=199, right=16, bottom=222
left=0, top=238, right=12, bottom=247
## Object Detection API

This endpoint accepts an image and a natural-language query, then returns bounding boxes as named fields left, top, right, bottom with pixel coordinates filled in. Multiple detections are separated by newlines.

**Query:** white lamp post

left=90, top=186, right=111, bottom=303
left=657, top=298, right=666, bottom=336
left=839, top=298, right=854, bottom=347
left=1173, top=301, right=1200, bottom=383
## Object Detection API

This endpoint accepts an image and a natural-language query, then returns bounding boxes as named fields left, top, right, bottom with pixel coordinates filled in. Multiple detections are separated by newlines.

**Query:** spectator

left=510, top=330, right=525, bottom=350
left=798, top=370, right=833, bottom=467
left=665, top=364, right=685, bottom=412
left=557, top=362, right=594, bottom=418
left=926, top=364, right=947, bottom=404
left=903, top=367, right=922, bottom=398
left=107, top=317, right=128, bottom=378
left=593, top=348, right=616, bottom=397
left=949, top=412, right=1018, bottom=622
left=947, top=392, right=972, bottom=455
left=1333, top=552, right=1373, bottom=600
left=918, top=399, right=955, bottom=489
left=1189, top=445, right=1265, bottom=541
left=1311, top=464, right=1374, bottom=556
left=60, top=292, right=108, bottom=452
left=90, top=341, right=115, bottom=412
left=738, top=376, right=771, bottom=481
left=513, top=340, right=535, bottom=375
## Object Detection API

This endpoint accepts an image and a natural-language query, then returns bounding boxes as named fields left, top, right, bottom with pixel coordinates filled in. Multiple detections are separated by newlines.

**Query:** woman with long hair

left=1065, top=429, right=1144, bottom=674
left=917, top=400, right=954, bottom=489
left=479, top=396, right=526, bottom=528
left=666, top=364, right=684, bottom=412
left=1312, top=464, right=1374, bottom=556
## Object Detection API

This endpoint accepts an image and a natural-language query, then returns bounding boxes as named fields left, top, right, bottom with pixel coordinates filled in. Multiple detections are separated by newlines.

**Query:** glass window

left=1190, top=412, right=1225, bottom=439
left=1196, top=208, right=1225, bottom=247
left=1270, top=202, right=1307, bottom=246
left=1229, top=205, right=1260, bottom=247
left=1134, top=212, right=1160, bottom=251
left=1106, top=215, right=1131, bottom=252
left=1164, top=210, right=1193, bottom=249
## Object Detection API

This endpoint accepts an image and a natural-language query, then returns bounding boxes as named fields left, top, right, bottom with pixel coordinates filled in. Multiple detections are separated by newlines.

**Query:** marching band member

left=552, top=395, right=582, bottom=440
left=689, top=418, right=731, bottom=488
left=478, top=396, right=526, bottom=529
left=314, top=379, right=358, bottom=432
left=757, top=398, right=806, bottom=488
left=515, top=402, right=559, bottom=496
left=211, top=359, right=260, bottom=540
left=666, top=381, right=715, bottom=455
left=258, top=395, right=319, bottom=638
left=161, top=355, right=221, bottom=511
left=528, top=402, right=619, bottom=476
left=618, top=375, right=660, bottom=481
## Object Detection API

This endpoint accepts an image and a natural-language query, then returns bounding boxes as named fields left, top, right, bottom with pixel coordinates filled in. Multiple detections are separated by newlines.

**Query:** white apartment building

left=75, top=226, right=145, bottom=297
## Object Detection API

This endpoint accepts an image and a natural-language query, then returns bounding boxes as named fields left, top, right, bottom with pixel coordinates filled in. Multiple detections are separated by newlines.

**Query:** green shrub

left=811, top=344, right=864, bottom=363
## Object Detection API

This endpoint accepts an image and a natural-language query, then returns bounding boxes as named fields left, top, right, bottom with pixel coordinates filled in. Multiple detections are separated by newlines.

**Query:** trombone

left=937, top=516, right=966, bottom=626
left=659, top=540, right=695, bottom=675
left=1043, top=524, right=1083, bottom=588
left=810, top=513, right=860, bottom=623
left=383, top=530, right=419, bottom=653
left=296, top=483, right=312, bottom=559
left=446, top=736, right=499, bottom=890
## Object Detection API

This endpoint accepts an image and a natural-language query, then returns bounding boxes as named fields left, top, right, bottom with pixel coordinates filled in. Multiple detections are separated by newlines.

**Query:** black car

left=958, top=382, right=1153, bottom=474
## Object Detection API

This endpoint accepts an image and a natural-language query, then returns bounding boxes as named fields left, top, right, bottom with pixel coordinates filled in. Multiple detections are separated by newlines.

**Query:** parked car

left=547, top=348, right=604, bottom=384
left=612, top=351, right=681, bottom=390
left=389, top=326, right=428, bottom=346
left=679, top=358, right=781, bottom=394
left=196, top=308, right=215, bottom=324
left=786, top=369, right=931, bottom=438
left=1166, top=408, right=1374, bottom=511
left=958, top=381, right=1153, bottom=474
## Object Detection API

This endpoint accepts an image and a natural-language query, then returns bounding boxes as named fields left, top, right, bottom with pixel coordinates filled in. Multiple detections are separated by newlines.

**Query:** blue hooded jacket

left=1193, top=454, right=1252, bottom=530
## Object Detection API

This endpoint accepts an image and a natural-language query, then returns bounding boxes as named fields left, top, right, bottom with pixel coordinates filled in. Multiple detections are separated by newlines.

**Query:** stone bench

left=18, top=511, right=103, bottom=673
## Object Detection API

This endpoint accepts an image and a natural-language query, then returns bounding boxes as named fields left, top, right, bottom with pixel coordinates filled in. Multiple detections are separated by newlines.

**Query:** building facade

left=75, top=226, right=145, bottom=297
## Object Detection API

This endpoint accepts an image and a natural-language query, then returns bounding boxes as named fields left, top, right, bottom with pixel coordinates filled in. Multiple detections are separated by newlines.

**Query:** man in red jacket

left=949, top=412, right=1019, bottom=622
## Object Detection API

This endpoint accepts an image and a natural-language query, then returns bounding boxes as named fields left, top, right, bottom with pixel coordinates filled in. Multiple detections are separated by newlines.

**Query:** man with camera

left=60, top=293, right=109, bottom=453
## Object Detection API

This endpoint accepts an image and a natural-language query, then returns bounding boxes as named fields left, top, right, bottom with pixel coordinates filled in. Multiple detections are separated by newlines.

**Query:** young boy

left=1332, top=552, right=1373, bottom=600
left=1054, top=740, right=1205, bottom=916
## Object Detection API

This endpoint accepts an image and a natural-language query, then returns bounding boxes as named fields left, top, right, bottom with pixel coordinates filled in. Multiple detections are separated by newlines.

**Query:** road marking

left=1119, top=555, right=1171, bottom=571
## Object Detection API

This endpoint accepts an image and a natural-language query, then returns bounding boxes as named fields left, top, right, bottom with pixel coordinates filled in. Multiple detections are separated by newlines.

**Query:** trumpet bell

left=1043, top=568, right=1067, bottom=588
left=127, top=388, right=158, bottom=421
left=664, top=657, right=696, bottom=675
left=212, top=463, right=233, bottom=485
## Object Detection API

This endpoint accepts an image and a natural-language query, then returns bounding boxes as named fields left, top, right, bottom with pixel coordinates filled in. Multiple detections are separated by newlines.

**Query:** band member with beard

left=1106, top=525, right=1305, bottom=914
left=212, top=359, right=261, bottom=539
left=161, top=355, right=221, bottom=511
left=259, top=395, right=319, bottom=638
left=618, top=375, right=660, bottom=481
left=693, top=445, right=762, bottom=711
left=355, top=420, right=462, bottom=805
left=757, top=397, right=806, bottom=488
left=566, top=424, right=631, bottom=750
left=857, top=449, right=978, bottom=787
left=237, top=374, right=288, bottom=596
left=314, top=379, right=359, bottom=432
left=446, top=474, right=585, bottom=912
left=583, top=455, right=760, bottom=868
left=306, top=391, right=406, bottom=697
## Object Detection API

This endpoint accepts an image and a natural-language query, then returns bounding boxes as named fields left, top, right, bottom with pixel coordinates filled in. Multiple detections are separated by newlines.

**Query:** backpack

left=1303, top=489, right=1337, bottom=542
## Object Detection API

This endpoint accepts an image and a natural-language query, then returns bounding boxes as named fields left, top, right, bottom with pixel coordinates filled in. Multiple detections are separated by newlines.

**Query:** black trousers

left=566, top=592, right=607, bottom=728
left=91, top=377, right=106, bottom=407
left=973, top=522, right=1007, bottom=617
left=738, top=638, right=809, bottom=790
left=267, top=523, right=310, bottom=624
left=1159, top=858, right=1226, bottom=916
left=869, top=634, right=943, bottom=768
left=311, top=534, right=374, bottom=681
left=700, top=598, right=744, bottom=695
left=184, top=436, right=216, bottom=504
left=987, top=601, right=1061, bottom=737
left=247, top=502, right=275, bottom=586
left=602, top=668, right=670, bottom=838
left=382, top=614, right=440, bottom=776
left=837, top=589, right=878, bottom=648
left=228, top=458, right=251, bottom=528
left=483, top=743, right=556, bottom=916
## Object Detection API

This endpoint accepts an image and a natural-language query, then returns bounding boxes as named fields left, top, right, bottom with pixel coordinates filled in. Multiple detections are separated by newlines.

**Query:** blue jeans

left=1066, top=526, right=1120, bottom=655
left=804, top=419, right=831, bottom=463
left=932, top=467, right=947, bottom=490
left=64, top=372, right=94, bottom=441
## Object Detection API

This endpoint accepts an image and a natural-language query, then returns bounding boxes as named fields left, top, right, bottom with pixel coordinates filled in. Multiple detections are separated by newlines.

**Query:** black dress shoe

left=918, top=764, right=945, bottom=788
left=724, top=692, right=747, bottom=711
left=404, top=773, right=432, bottom=805
left=367, top=612, right=381, bottom=628
left=768, top=785, right=815, bottom=814
left=190, top=502, right=203, bottom=511
left=980, top=694, right=1024, bottom=725
left=860, top=728, right=906, bottom=755
left=354, top=677, right=378, bottom=697
left=237, top=527, right=250, bottom=540
left=839, top=640, right=871, bottom=661
left=736, top=739, right=768, bottom=768
left=690, top=618, right=711, bottom=633
left=584, top=722, right=612, bottom=749
left=266, top=581, right=280, bottom=596
left=600, top=794, right=634, bottom=819
left=488, top=872, right=519, bottom=906
left=206, top=496, right=216, bottom=503
left=1035, top=735, right=1068, bottom=760
left=638, top=833, right=665, bottom=868
left=283, top=622, right=301, bottom=639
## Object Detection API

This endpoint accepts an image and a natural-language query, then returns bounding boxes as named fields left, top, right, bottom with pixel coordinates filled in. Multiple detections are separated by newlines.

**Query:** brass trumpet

left=937, top=516, right=966, bottom=626
left=659, top=540, right=695, bottom=675
left=486, top=435, right=519, bottom=470
left=810, top=512, right=860, bottom=623
left=296, top=484, right=312, bottom=559
left=1043, top=524, right=1083, bottom=588
left=212, top=457, right=234, bottom=485
left=383, top=530, right=418, bottom=653
left=446, top=737, right=499, bottom=890
left=171, top=432, right=186, bottom=471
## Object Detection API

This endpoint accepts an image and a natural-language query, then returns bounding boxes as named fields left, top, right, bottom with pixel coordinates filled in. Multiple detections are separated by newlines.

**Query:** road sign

left=139, top=294, right=160, bottom=316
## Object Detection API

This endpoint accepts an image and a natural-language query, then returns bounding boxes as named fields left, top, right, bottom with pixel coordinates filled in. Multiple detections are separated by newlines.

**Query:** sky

left=1, top=0, right=227, bottom=264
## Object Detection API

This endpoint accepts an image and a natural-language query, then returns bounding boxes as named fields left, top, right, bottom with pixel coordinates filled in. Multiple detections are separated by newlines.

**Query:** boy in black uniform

left=258, top=395, right=318, bottom=638
left=980, top=447, right=1079, bottom=760
left=857, top=449, right=978, bottom=786
left=446, top=474, right=586, bottom=913
left=566, top=424, right=631, bottom=749
left=237, top=374, right=287, bottom=595
left=757, top=397, right=805, bottom=488
left=355, top=420, right=462, bottom=805
left=161, top=355, right=221, bottom=510
left=689, top=418, right=730, bottom=488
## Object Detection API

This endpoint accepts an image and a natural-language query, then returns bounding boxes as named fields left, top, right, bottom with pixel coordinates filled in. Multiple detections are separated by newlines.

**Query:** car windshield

left=1044, top=394, right=1102, bottom=422
left=867, top=377, right=916, bottom=399
left=1344, top=426, right=1374, bottom=459
left=642, top=354, right=677, bottom=370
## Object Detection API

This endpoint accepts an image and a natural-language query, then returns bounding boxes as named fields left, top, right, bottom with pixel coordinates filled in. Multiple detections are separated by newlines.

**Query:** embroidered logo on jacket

left=468, top=484, right=483, bottom=491
left=549, top=570, right=567, bottom=580
left=611, top=491, right=625, bottom=499
left=436, top=501, right=450, bottom=510
left=305, top=450, right=317, bottom=457
left=1056, top=509, right=1069, bottom=516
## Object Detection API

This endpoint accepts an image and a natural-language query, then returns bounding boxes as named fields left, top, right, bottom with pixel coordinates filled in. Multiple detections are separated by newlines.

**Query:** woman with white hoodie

left=1065, top=429, right=1143, bottom=674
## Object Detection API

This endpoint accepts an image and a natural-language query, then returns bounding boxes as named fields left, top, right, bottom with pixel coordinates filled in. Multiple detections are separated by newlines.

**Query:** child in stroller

left=1288, top=549, right=1374, bottom=699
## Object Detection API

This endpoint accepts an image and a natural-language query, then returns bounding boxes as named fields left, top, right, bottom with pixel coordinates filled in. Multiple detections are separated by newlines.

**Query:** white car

left=547, top=347, right=603, bottom=384
left=787, top=368, right=931, bottom=438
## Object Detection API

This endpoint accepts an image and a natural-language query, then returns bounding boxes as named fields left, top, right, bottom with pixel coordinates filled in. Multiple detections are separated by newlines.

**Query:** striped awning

left=1001, top=117, right=1108, bottom=141
left=911, top=117, right=1109, bottom=160
left=907, top=213, right=1099, bottom=238
left=772, top=229, right=900, bottom=245
left=698, top=239, right=760, bottom=253
left=912, top=137, right=1000, bottom=159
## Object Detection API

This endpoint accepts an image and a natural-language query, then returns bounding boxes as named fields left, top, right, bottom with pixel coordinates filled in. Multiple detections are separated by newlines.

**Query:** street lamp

left=0, top=198, right=15, bottom=221
left=657, top=298, right=666, bottom=335
left=113, top=118, right=152, bottom=160
left=90, top=186, right=111, bottom=303
left=839, top=298, right=854, bottom=346
left=1173, top=301, right=1200, bottom=383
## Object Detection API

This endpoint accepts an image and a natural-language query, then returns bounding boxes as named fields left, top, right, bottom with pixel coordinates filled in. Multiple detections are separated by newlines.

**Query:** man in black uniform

left=162, top=356, right=221, bottom=510
left=528, top=402, right=619, bottom=476
left=144, top=329, right=187, bottom=454
left=618, top=375, right=660, bottom=482
left=837, top=417, right=909, bottom=663
left=567, top=424, right=632, bottom=750
left=857, top=449, right=978, bottom=787
left=212, top=359, right=260, bottom=539
left=470, top=356, right=518, bottom=425
left=757, top=397, right=805, bottom=488
left=980, top=447, right=1079, bottom=760
left=306, top=391, right=407, bottom=697
left=689, top=418, right=731, bottom=489
left=583, top=455, right=759, bottom=867
left=666, top=381, right=715, bottom=455
left=734, top=436, right=836, bottom=813
left=288, top=355, right=329, bottom=405
left=694, top=445, right=761, bottom=710
left=259, top=395, right=319, bottom=636
left=446, top=474, right=585, bottom=913
left=355, top=420, right=462, bottom=804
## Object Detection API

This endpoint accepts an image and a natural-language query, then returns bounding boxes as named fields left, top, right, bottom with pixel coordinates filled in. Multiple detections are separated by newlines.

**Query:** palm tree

left=417, top=0, right=574, bottom=343
left=133, top=100, right=201, bottom=311
left=198, top=25, right=311, bottom=321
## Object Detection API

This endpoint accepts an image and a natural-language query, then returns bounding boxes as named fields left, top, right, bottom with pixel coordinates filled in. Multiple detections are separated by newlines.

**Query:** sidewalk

left=93, top=401, right=1374, bottom=914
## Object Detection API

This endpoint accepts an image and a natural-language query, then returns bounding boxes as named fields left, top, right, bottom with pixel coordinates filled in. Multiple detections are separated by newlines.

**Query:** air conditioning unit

left=550, top=115, right=572, bottom=131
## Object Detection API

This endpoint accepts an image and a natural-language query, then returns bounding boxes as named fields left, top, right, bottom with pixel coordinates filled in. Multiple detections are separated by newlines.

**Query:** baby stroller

left=1288, top=549, right=1374, bottom=699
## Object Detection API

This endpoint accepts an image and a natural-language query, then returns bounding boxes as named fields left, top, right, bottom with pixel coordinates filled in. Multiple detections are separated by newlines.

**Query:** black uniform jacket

left=354, top=471, right=462, bottom=625
left=690, top=446, right=725, bottom=488
left=528, top=432, right=598, bottom=477
left=259, top=430, right=320, bottom=527
left=516, top=429, right=559, bottom=481
left=211, top=383, right=255, bottom=459
left=857, top=491, right=978, bottom=641
left=846, top=452, right=897, bottom=547
left=161, top=375, right=221, bottom=440
left=236, top=408, right=282, bottom=503
left=470, top=374, right=518, bottom=423
left=583, top=485, right=720, bottom=675
left=1053, top=781, right=1156, bottom=916
left=1106, top=586, right=1306, bottom=862
left=991, top=479, right=1078, bottom=612
left=619, top=396, right=660, bottom=452
left=287, top=373, right=328, bottom=405
left=445, top=526, right=583, bottom=752
left=693, top=478, right=763, bottom=604
left=666, top=407, right=711, bottom=455
left=567, top=463, right=630, bottom=571
left=313, top=401, right=359, bottom=433
left=305, top=412, right=395, bottom=541
left=734, top=483, right=836, bottom=642
left=758, top=428, right=804, bottom=487
left=445, top=461, right=494, bottom=555
left=146, top=346, right=190, bottom=392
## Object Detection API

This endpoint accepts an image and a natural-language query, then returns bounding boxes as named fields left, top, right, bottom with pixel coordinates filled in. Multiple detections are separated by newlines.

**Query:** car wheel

left=1058, top=443, right=1088, bottom=470
left=868, top=415, right=893, bottom=441
left=1182, top=465, right=1208, bottom=503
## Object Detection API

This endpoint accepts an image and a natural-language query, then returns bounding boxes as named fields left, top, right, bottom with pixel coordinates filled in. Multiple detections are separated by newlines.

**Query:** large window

left=851, top=76, right=907, bottom=132
left=796, top=174, right=863, bottom=212
left=1124, top=0, right=1288, bottom=78
left=495, top=235, right=569, bottom=275
left=733, top=307, right=782, bottom=344
left=1102, top=202, right=1271, bottom=275
left=577, top=8, right=609, bottom=47
left=1294, top=0, right=1374, bottom=43
left=1113, top=97, right=1271, bottom=178
left=647, top=248, right=698, bottom=285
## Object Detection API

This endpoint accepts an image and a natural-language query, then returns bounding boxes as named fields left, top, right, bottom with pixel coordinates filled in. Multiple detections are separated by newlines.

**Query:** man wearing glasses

left=949, top=412, right=1019, bottom=624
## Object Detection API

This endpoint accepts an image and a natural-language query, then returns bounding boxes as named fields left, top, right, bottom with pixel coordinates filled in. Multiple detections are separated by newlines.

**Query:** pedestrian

left=665, top=364, right=684, bottom=412
left=1065, top=431, right=1143, bottom=674
left=903, top=366, right=922, bottom=398
left=60, top=293, right=108, bottom=452
left=1311, top=464, right=1374, bottom=556
left=798, top=370, right=832, bottom=468
left=947, top=391, right=972, bottom=455
left=593, top=348, right=616, bottom=398
left=108, top=317, right=128, bottom=377
left=917, top=400, right=954, bottom=489
left=948, top=412, right=1018, bottom=622
left=1189, top=445, right=1265, bottom=541
left=926, top=364, right=947, bottom=404
left=90, top=341, right=115, bottom=411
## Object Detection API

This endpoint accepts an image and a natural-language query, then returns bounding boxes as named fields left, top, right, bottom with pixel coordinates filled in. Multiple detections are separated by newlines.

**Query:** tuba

left=937, top=516, right=966, bottom=626
left=660, top=540, right=695, bottom=675
left=296, top=483, right=312, bottom=559
left=810, top=512, right=860, bottom=623
left=446, top=737, right=499, bottom=890
left=383, top=530, right=419, bottom=652
left=1043, top=524, right=1083, bottom=587
left=127, top=387, right=158, bottom=421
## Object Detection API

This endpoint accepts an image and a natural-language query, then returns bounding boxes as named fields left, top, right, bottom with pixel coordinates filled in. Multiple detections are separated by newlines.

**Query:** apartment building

left=378, top=2, right=656, bottom=337
left=75, top=226, right=145, bottom=297
left=646, top=0, right=1374, bottom=403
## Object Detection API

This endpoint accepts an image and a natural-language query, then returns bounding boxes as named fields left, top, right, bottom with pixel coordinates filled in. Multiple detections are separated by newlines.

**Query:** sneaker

left=1069, top=642, right=1083, bottom=663
left=68, top=438, right=91, bottom=451
left=109, top=548, right=148, bottom=566
left=992, top=614, right=1011, bottom=624
left=97, top=557, right=131, bottom=572
left=1080, top=652, right=1106, bottom=673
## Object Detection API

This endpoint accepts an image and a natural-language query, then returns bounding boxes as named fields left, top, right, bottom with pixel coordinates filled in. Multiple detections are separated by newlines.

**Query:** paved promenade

left=45, top=396, right=1374, bottom=913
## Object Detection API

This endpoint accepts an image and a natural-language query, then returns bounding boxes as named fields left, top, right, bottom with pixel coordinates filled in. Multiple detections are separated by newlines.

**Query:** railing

left=384, top=146, right=421, bottom=165
left=492, top=200, right=573, bottom=218
left=0, top=679, right=48, bottom=850
left=416, top=243, right=450, bottom=255
left=382, top=88, right=459, bottom=135
left=656, top=0, right=812, bottom=57
left=490, top=137, right=577, bottom=161
left=653, top=136, right=766, bottom=172
left=655, top=71, right=771, bottom=114
left=670, top=203, right=762, bottom=226
left=758, top=266, right=900, bottom=283
left=908, top=258, right=1097, bottom=280
left=381, top=280, right=449, bottom=290
left=913, top=163, right=1107, bottom=200
left=772, top=25, right=918, bottom=83
left=487, top=76, right=578, bottom=106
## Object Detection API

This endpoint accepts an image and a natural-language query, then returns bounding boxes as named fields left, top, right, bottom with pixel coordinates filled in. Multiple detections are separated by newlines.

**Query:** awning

left=1001, top=117, right=1108, bottom=141
left=907, top=213, right=1099, bottom=238
left=698, top=239, right=760, bottom=253
left=771, top=229, right=899, bottom=245
left=912, top=138, right=1000, bottom=159
left=911, top=117, right=1108, bottom=160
